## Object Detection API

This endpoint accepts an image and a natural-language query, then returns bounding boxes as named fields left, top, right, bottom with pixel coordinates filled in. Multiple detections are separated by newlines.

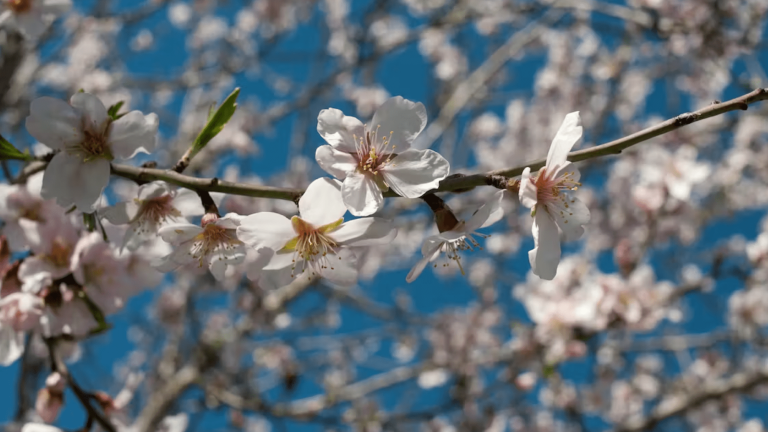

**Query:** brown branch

left=45, top=338, right=116, bottom=432
left=13, top=89, right=768, bottom=204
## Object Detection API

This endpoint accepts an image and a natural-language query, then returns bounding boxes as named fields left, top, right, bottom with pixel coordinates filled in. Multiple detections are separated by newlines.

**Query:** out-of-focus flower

left=0, top=0, right=71, bottom=39
left=156, top=213, right=247, bottom=281
left=102, top=181, right=204, bottom=251
left=407, top=191, right=505, bottom=283
left=237, top=178, right=397, bottom=288
left=316, top=96, right=450, bottom=216
left=35, top=372, right=65, bottom=423
left=0, top=292, right=43, bottom=331
left=519, top=112, right=590, bottom=280
left=26, top=93, right=158, bottom=211
left=0, top=182, right=66, bottom=252
left=18, top=213, right=78, bottom=280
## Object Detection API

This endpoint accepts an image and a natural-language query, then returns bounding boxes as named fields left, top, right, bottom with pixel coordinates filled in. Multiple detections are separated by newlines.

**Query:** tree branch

left=13, top=89, right=768, bottom=205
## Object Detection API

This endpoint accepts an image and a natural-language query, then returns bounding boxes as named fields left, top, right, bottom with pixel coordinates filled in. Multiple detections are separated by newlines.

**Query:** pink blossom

left=316, top=97, right=450, bottom=216
left=0, top=292, right=43, bottom=331
left=35, top=372, right=65, bottom=423
left=519, top=111, right=590, bottom=280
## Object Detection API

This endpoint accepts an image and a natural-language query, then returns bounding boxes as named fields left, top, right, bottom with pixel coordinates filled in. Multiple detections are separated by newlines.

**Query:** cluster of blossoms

left=0, top=174, right=161, bottom=367
left=0, top=90, right=596, bottom=428
left=3, top=93, right=595, bottom=326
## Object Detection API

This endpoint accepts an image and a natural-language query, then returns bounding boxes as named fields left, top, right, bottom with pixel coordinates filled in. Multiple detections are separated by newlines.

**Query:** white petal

left=14, top=12, right=47, bottom=39
left=208, top=260, right=227, bottom=281
left=0, top=325, right=24, bottom=366
left=40, top=0, right=72, bottom=14
left=330, top=218, right=396, bottom=247
left=172, top=188, right=205, bottom=216
left=548, top=196, right=590, bottom=242
left=299, top=177, right=347, bottom=225
left=321, top=248, right=358, bottom=287
left=41, top=152, right=109, bottom=211
left=102, top=201, right=139, bottom=225
left=519, top=167, right=538, bottom=209
left=108, top=111, right=159, bottom=159
left=370, top=96, right=427, bottom=150
left=546, top=112, right=582, bottom=169
left=137, top=181, right=171, bottom=201
left=316, top=145, right=358, bottom=180
left=21, top=424, right=65, bottom=432
left=158, top=224, right=202, bottom=244
left=406, top=255, right=431, bottom=283
left=317, top=108, right=365, bottom=153
left=258, top=266, right=295, bottom=290
left=341, top=172, right=383, bottom=217
left=464, top=190, right=505, bottom=232
left=70, top=93, right=109, bottom=135
left=264, top=251, right=295, bottom=271
left=381, top=149, right=450, bottom=198
left=26, top=97, right=83, bottom=150
left=529, top=212, right=561, bottom=280
left=406, top=237, right=443, bottom=283
left=237, top=213, right=294, bottom=250
left=215, top=213, right=243, bottom=229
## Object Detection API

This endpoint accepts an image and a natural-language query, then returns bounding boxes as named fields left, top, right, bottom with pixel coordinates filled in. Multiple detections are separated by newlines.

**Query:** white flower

left=315, top=96, right=450, bottom=216
left=156, top=213, right=247, bottom=281
left=0, top=0, right=71, bottom=39
left=102, top=181, right=206, bottom=251
left=21, top=425, right=64, bottom=432
left=406, top=191, right=505, bottom=283
left=519, top=112, right=590, bottom=280
left=0, top=181, right=65, bottom=252
left=237, top=178, right=397, bottom=288
left=26, top=93, right=159, bottom=211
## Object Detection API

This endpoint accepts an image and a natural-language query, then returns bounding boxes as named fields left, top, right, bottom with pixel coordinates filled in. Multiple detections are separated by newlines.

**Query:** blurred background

left=4, top=0, right=768, bottom=431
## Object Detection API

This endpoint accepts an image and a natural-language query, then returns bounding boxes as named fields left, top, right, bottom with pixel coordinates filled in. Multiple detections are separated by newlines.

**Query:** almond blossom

left=0, top=291, right=43, bottom=365
left=237, top=178, right=397, bottom=288
left=17, top=211, right=78, bottom=280
left=519, top=112, right=590, bottom=280
left=0, top=0, right=71, bottom=39
left=406, top=190, right=505, bottom=283
left=0, top=180, right=64, bottom=252
left=155, top=213, right=247, bottom=281
left=35, top=372, right=65, bottom=423
left=26, top=93, right=158, bottom=211
left=70, top=233, right=154, bottom=314
left=315, top=96, right=450, bottom=216
left=102, top=181, right=207, bottom=251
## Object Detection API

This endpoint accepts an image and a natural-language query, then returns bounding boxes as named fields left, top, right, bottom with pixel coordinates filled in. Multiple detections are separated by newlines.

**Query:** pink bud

left=35, top=373, right=65, bottom=424
left=201, top=212, right=219, bottom=227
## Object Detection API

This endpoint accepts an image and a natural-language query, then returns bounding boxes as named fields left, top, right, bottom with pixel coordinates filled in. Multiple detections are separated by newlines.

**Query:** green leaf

left=0, top=135, right=32, bottom=161
left=83, top=212, right=97, bottom=232
left=107, top=101, right=125, bottom=120
left=188, top=88, right=240, bottom=160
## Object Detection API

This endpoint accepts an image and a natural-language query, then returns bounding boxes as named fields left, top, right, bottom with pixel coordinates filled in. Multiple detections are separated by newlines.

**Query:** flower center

left=433, top=231, right=488, bottom=276
left=8, top=0, right=31, bottom=13
left=46, top=239, right=71, bottom=268
left=133, top=195, right=181, bottom=232
left=532, top=167, right=581, bottom=222
left=280, top=216, right=342, bottom=277
left=189, top=224, right=242, bottom=267
left=353, top=125, right=396, bottom=175
left=79, top=130, right=112, bottom=161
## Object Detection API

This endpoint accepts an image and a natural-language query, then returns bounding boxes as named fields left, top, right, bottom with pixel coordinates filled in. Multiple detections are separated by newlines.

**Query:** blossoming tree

left=0, top=1, right=768, bottom=432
